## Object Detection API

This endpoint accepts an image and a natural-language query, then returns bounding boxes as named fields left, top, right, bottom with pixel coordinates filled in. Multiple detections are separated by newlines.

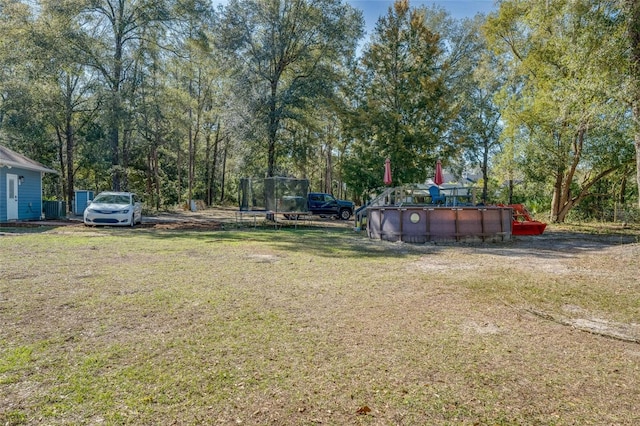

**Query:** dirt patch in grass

left=152, top=221, right=224, bottom=230
left=1, top=213, right=640, bottom=424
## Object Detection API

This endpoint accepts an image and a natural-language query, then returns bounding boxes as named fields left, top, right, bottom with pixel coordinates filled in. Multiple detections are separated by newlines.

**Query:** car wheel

left=339, top=208, right=351, bottom=220
left=130, top=213, right=135, bottom=227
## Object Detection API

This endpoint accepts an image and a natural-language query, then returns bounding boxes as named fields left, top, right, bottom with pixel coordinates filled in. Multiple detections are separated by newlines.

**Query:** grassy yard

left=1, top=221, right=639, bottom=425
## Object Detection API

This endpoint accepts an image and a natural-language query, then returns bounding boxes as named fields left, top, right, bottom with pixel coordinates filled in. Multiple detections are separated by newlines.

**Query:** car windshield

left=94, top=194, right=130, bottom=205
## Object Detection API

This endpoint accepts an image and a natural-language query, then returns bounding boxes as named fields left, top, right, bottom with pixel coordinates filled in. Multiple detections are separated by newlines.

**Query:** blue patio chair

left=429, top=185, right=445, bottom=205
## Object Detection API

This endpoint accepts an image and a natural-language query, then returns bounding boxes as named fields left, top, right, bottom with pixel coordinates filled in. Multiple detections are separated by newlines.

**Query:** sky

left=213, top=1, right=497, bottom=28
left=344, top=1, right=497, bottom=53
left=212, top=1, right=498, bottom=43
left=349, top=0, right=497, bottom=34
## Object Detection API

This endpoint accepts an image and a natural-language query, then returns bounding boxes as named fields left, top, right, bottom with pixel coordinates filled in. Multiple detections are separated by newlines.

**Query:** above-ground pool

left=367, top=206, right=512, bottom=243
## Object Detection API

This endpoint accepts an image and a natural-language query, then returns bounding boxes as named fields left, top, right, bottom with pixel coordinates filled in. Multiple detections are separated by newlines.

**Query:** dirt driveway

left=145, top=207, right=355, bottom=230
left=2, top=206, right=352, bottom=231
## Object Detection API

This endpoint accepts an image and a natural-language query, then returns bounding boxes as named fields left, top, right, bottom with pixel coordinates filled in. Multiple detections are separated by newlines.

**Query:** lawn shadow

left=134, top=225, right=419, bottom=260
left=0, top=224, right=74, bottom=234
left=469, top=227, right=640, bottom=261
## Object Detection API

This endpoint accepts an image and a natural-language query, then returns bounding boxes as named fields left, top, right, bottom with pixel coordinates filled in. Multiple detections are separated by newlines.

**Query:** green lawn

left=1, top=223, right=639, bottom=425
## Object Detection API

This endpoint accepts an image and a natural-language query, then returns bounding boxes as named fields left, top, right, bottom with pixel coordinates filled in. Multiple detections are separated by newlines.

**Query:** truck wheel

left=339, top=208, right=351, bottom=220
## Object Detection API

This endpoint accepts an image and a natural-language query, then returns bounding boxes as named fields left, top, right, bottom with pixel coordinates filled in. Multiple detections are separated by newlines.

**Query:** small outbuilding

left=0, top=145, right=58, bottom=222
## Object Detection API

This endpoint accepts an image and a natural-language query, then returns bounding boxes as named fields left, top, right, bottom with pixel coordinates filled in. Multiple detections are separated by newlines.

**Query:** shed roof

left=0, top=145, right=57, bottom=174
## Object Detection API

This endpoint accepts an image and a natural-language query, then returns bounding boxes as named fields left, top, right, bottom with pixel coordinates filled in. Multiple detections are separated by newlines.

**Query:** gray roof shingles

left=0, top=145, right=57, bottom=174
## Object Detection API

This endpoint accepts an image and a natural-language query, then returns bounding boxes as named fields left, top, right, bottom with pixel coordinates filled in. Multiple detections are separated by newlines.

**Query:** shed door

left=6, top=173, right=18, bottom=220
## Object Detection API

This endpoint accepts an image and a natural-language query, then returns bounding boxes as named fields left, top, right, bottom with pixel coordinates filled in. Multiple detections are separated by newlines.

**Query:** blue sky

left=212, top=1, right=497, bottom=36
left=213, top=1, right=497, bottom=22
left=213, top=1, right=497, bottom=21
left=349, top=0, right=497, bottom=33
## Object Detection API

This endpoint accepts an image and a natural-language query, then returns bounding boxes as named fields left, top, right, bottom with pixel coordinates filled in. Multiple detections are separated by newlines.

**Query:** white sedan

left=83, top=192, right=142, bottom=227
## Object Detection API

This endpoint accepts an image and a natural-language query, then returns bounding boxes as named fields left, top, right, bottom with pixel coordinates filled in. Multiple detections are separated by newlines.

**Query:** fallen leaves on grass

left=356, top=405, right=372, bottom=415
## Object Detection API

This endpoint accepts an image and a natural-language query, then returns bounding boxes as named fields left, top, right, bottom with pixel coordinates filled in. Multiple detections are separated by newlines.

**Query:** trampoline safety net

left=239, top=177, right=309, bottom=213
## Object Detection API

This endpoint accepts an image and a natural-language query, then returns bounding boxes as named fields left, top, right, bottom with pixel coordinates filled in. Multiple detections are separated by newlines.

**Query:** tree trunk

left=508, top=179, right=513, bottom=204
left=481, top=142, right=489, bottom=203
left=110, top=54, right=123, bottom=191
left=188, top=111, right=193, bottom=208
left=121, top=127, right=132, bottom=191
left=205, top=131, right=212, bottom=206
left=220, top=142, right=228, bottom=203
left=55, top=127, right=67, bottom=210
left=146, top=145, right=161, bottom=210
left=65, top=111, right=74, bottom=214
left=550, top=168, right=564, bottom=222
left=145, top=151, right=153, bottom=206
left=555, top=199, right=575, bottom=223
left=177, top=144, right=182, bottom=205
left=109, top=13, right=126, bottom=191
left=152, top=109, right=162, bottom=209
left=634, top=107, right=640, bottom=209
left=211, top=124, right=221, bottom=205
left=267, top=79, right=278, bottom=177
left=187, top=76, right=201, bottom=208
left=551, top=126, right=586, bottom=222
left=629, top=0, right=640, bottom=208
left=153, top=147, right=160, bottom=209
left=324, top=139, right=333, bottom=194
left=620, top=167, right=628, bottom=204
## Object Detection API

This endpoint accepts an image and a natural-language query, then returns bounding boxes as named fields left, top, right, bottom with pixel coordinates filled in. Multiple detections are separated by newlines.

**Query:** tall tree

left=217, top=0, right=363, bottom=177
left=170, top=0, right=216, bottom=207
left=33, top=1, right=101, bottom=211
left=627, top=0, right=640, bottom=208
left=0, top=0, right=30, bottom=134
left=444, top=15, right=503, bottom=203
left=486, top=0, right=632, bottom=222
left=0, top=0, right=60, bottom=175
left=344, top=0, right=449, bottom=195
left=69, top=0, right=172, bottom=191
left=134, top=24, right=171, bottom=209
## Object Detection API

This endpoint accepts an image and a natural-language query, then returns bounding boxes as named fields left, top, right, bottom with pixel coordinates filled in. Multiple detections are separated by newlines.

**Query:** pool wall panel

left=367, top=206, right=512, bottom=243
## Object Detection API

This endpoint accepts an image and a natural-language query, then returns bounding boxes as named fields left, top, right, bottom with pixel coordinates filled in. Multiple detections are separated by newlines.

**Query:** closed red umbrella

left=383, top=158, right=392, bottom=186
left=434, top=160, right=444, bottom=186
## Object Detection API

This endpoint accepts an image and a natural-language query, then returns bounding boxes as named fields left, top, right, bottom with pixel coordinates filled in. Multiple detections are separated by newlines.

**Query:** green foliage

left=569, top=168, right=640, bottom=222
left=484, top=0, right=636, bottom=221
left=1, top=0, right=638, bottom=221
left=345, top=0, right=449, bottom=192
left=216, top=0, right=364, bottom=177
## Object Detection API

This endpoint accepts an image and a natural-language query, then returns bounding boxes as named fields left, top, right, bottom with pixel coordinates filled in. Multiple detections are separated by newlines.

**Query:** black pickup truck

left=283, top=192, right=355, bottom=220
